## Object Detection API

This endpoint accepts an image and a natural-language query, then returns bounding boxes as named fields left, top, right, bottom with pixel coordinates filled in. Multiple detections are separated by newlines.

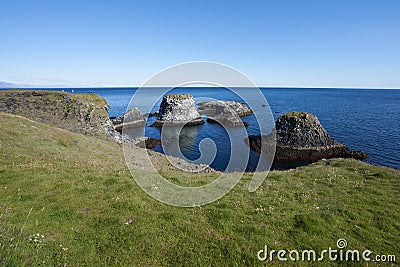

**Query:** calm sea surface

left=9, top=88, right=400, bottom=171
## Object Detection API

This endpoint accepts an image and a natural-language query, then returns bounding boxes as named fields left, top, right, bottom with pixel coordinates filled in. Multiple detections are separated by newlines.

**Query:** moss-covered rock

left=0, top=90, right=119, bottom=141
left=275, top=111, right=336, bottom=148
left=246, top=111, right=368, bottom=162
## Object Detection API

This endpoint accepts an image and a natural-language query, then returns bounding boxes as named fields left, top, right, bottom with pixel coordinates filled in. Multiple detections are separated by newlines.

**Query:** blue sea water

left=6, top=87, right=400, bottom=171
left=78, top=87, right=400, bottom=171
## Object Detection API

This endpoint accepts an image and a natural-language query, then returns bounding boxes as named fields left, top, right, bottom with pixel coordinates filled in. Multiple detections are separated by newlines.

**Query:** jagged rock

left=113, top=107, right=146, bottom=132
left=133, top=137, right=162, bottom=149
left=198, top=101, right=253, bottom=117
left=0, top=90, right=120, bottom=142
left=246, top=111, right=368, bottom=161
left=198, top=100, right=252, bottom=127
left=276, top=112, right=336, bottom=148
left=151, top=94, right=204, bottom=127
left=144, top=111, right=159, bottom=117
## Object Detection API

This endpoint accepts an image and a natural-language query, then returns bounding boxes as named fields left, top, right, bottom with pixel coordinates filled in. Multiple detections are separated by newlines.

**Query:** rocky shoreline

left=0, top=91, right=369, bottom=171
left=0, top=90, right=217, bottom=173
left=246, top=111, right=368, bottom=162
left=111, top=107, right=146, bottom=132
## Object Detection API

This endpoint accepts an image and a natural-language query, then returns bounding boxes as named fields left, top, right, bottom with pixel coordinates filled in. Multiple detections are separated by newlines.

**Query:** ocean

left=6, top=87, right=400, bottom=171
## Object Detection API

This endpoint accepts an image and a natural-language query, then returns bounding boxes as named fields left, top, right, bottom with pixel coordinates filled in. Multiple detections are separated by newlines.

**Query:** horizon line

left=1, top=86, right=399, bottom=90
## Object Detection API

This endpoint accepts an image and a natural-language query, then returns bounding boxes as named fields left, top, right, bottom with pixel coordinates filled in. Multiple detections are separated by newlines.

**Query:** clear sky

left=1, top=0, right=399, bottom=88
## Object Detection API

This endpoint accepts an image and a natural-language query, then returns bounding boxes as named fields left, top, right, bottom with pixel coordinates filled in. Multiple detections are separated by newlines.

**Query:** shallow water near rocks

left=14, top=87, right=400, bottom=171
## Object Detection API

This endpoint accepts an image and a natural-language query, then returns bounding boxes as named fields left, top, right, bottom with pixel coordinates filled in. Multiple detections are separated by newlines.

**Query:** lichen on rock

left=198, top=100, right=252, bottom=127
left=246, top=111, right=368, bottom=162
left=198, top=100, right=253, bottom=116
left=151, top=94, right=204, bottom=126
left=275, top=112, right=336, bottom=148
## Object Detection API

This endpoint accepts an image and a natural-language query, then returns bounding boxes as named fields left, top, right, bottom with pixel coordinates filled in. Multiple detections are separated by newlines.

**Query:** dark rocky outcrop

left=0, top=90, right=121, bottom=142
left=198, top=101, right=252, bottom=127
left=151, top=94, right=204, bottom=127
left=246, top=111, right=368, bottom=162
left=133, top=137, right=162, bottom=149
left=144, top=111, right=159, bottom=118
left=112, top=107, right=146, bottom=132
left=275, top=111, right=336, bottom=148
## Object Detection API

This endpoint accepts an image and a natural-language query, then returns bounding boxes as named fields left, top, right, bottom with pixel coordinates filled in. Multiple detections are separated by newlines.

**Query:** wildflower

left=28, top=233, right=44, bottom=244
left=125, top=218, right=134, bottom=225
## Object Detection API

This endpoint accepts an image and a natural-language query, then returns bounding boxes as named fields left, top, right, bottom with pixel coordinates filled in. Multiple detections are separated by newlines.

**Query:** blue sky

left=1, top=0, right=399, bottom=88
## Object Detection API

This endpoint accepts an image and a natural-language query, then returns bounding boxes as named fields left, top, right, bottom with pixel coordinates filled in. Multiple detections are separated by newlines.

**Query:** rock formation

left=151, top=94, right=204, bottom=127
left=197, top=101, right=252, bottom=127
left=246, top=111, right=368, bottom=161
left=0, top=90, right=121, bottom=142
left=132, top=136, right=162, bottom=149
left=112, top=107, right=146, bottom=132
left=144, top=111, right=159, bottom=117
left=198, top=101, right=253, bottom=116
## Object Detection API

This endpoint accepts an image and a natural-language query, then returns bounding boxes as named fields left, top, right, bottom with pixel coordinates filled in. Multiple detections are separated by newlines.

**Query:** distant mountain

left=0, top=82, right=19, bottom=88
left=0, top=81, right=70, bottom=89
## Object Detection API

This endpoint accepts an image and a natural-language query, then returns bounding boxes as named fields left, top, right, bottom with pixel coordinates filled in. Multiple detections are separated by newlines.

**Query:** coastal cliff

left=151, top=94, right=204, bottom=126
left=246, top=111, right=368, bottom=161
left=0, top=90, right=120, bottom=142
left=0, top=90, right=215, bottom=173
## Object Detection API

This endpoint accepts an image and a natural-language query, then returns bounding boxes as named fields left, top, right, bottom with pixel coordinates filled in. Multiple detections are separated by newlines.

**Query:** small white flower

left=28, top=233, right=44, bottom=244
left=125, top=218, right=134, bottom=225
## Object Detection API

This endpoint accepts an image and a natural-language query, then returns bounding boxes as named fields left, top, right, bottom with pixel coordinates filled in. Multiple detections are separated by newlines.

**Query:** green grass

left=0, top=112, right=399, bottom=266
left=73, top=93, right=109, bottom=106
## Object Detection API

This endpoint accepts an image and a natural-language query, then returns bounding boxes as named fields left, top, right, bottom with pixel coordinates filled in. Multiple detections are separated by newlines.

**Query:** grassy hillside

left=0, top=112, right=399, bottom=266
